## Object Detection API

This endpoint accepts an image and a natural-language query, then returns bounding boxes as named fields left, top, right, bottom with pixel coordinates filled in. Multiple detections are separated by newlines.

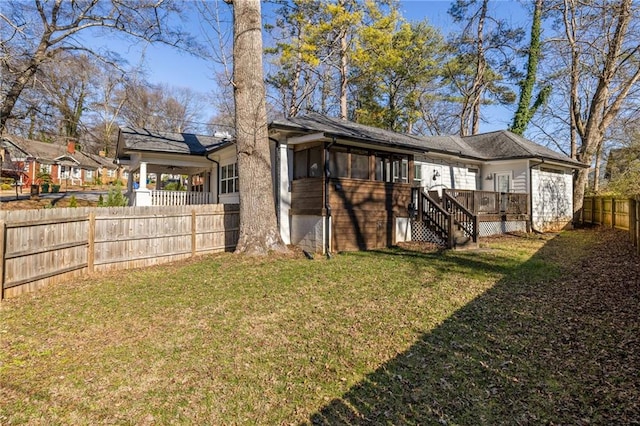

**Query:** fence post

left=0, top=221, right=5, bottom=300
left=191, top=209, right=197, bottom=257
left=87, top=212, right=95, bottom=274
left=636, top=196, right=640, bottom=256
left=632, top=197, right=636, bottom=250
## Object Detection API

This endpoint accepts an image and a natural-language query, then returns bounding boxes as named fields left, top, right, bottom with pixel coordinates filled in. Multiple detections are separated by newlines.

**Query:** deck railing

left=151, top=190, right=215, bottom=206
left=443, top=189, right=528, bottom=215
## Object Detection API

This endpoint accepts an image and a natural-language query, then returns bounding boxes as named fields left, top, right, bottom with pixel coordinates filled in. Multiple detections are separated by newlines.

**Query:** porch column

left=135, top=161, right=151, bottom=206
left=279, top=142, right=291, bottom=244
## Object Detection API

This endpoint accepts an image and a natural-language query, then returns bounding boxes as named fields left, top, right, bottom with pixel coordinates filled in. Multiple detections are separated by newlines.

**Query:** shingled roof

left=462, top=131, right=585, bottom=167
left=117, top=127, right=232, bottom=156
left=1, top=135, right=102, bottom=169
left=271, top=113, right=584, bottom=167
left=271, top=113, right=482, bottom=158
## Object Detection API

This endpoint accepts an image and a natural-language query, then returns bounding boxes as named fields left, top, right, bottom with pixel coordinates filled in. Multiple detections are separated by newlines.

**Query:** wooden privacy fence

left=582, top=196, right=640, bottom=255
left=0, top=204, right=239, bottom=299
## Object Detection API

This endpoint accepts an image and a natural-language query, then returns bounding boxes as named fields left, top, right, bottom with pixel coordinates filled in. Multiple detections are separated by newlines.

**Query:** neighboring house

left=82, top=150, right=125, bottom=185
left=0, top=134, right=118, bottom=187
left=115, top=114, right=586, bottom=253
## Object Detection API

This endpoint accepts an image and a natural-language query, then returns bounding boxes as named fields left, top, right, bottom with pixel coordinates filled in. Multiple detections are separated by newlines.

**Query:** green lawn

left=1, top=228, right=638, bottom=424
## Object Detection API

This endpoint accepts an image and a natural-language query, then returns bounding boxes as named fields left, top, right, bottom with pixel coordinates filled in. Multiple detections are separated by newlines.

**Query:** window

left=72, top=167, right=81, bottom=178
left=40, top=164, right=52, bottom=174
left=375, top=155, right=389, bottom=182
left=220, top=163, right=239, bottom=194
left=85, top=170, right=93, bottom=180
left=351, top=150, right=369, bottom=180
left=107, top=169, right=115, bottom=178
left=392, top=158, right=408, bottom=183
left=414, top=164, right=423, bottom=183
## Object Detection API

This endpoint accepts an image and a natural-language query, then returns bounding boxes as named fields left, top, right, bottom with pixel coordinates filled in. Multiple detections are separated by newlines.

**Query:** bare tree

left=0, top=0, right=189, bottom=134
left=558, top=0, right=640, bottom=218
left=225, top=0, right=288, bottom=255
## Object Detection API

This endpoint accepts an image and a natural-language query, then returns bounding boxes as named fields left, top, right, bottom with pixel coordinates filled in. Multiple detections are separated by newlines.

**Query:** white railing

left=151, top=190, right=216, bottom=206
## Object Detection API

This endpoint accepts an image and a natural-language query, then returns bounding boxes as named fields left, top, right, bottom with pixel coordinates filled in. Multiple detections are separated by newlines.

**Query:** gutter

left=269, top=137, right=281, bottom=229
left=204, top=151, right=221, bottom=203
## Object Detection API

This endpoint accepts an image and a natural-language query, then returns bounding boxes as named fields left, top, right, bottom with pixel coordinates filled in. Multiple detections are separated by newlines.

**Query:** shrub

left=69, top=195, right=78, bottom=208
left=163, top=181, right=185, bottom=191
left=41, top=183, right=50, bottom=193
left=98, top=183, right=128, bottom=207
left=36, top=171, right=52, bottom=184
left=1, top=183, right=12, bottom=190
left=51, top=184, right=60, bottom=193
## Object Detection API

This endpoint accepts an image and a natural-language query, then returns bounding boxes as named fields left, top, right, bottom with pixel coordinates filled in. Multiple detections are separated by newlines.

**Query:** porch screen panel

left=308, top=146, right=322, bottom=177
left=329, top=150, right=348, bottom=178
left=294, top=150, right=308, bottom=179
left=351, top=150, right=369, bottom=180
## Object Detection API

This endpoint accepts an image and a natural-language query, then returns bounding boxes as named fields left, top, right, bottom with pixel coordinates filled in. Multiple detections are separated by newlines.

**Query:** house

left=115, top=127, right=235, bottom=206
left=115, top=114, right=586, bottom=252
left=82, top=150, right=126, bottom=185
left=0, top=134, right=118, bottom=188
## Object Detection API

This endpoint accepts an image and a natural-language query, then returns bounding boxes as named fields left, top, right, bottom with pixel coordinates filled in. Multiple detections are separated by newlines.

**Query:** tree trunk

left=230, top=0, right=288, bottom=255
left=469, top=0, right=489, bottom=136
left=570, top=0, right=637, bottom=219
left=339, top=29, right=349, bottom=120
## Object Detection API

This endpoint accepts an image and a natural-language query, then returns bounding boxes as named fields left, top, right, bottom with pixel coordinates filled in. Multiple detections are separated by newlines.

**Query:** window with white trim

left=40, top=164, right=52, bottom=174
left=220, top=163, right=239, bottom=194
left=414, top=164, right=423, bottom=184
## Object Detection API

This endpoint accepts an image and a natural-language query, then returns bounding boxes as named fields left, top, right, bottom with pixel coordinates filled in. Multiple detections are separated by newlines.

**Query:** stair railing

left=443, top=191, right=478, bottom=243
left=411, top=187, right=453, bottom=247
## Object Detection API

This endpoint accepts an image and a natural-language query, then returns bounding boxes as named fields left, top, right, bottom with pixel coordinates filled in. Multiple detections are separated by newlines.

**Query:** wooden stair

left=410, top=188, right=479, bottom=250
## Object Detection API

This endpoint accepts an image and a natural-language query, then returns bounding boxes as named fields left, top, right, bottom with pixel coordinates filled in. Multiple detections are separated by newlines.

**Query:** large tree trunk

left=230, top=0, right=288, bottom=255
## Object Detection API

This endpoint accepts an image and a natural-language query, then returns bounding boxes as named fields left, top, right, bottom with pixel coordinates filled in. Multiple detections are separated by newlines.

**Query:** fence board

left=582, top=196, right=639, bottom=257
left=0, top=204, right=239, bottom=299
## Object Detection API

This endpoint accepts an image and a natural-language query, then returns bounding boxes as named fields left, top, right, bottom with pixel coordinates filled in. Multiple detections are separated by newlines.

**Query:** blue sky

left=93, top=0, right=530, bottom=133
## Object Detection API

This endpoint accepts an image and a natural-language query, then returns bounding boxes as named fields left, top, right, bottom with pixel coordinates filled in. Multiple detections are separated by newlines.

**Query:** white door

left=495, top=172, right=511, bottom=193
left=495, top=172, right=511, bottom=212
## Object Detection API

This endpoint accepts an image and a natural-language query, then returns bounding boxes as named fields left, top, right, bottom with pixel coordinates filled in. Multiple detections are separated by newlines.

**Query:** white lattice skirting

left=410, top=220, right=446, bottom=246
left=479, top=220, right=527, bottom=236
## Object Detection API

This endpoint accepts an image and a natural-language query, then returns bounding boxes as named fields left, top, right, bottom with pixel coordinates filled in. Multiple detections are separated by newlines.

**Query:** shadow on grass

left=308, top=230, right=640, bottom=425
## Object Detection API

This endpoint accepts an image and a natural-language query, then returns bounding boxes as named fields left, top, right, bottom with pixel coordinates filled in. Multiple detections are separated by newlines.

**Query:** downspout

left=269, top=137, right=281, bottom=228
left=205, top=151, right=220, bottom=204
left=529, top=158, right=544, bottom=234
left=324, top=138, right=336, bottom=258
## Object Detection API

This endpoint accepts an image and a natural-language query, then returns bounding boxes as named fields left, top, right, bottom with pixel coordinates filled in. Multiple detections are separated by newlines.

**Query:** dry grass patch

left=1, top=229, right=638, bottom=424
